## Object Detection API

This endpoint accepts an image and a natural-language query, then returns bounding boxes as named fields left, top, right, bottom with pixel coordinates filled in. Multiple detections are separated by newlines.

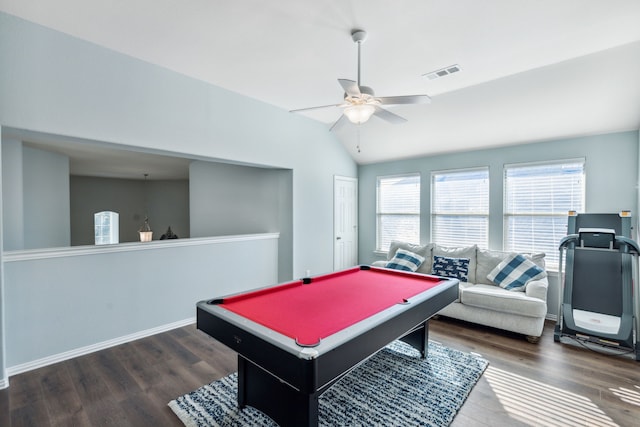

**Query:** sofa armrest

left=525, top=277, right=549, bottom=302
left=371, top=260, right=387, bottom=268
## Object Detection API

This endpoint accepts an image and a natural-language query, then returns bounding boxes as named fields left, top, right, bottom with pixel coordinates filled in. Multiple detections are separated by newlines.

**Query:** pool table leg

left=399, top=320, right=429, bottom=359
left=237, top=355, right=319, bottom=426
left=237, top=355, right=248, bottom=409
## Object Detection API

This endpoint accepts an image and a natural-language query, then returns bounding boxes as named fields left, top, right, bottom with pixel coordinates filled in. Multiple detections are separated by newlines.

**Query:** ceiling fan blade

left=338, top=79, right=361, bottom=97
left=290, top=103, right=342, bottom=113
left=373, top=106, right=407, bottom=124
left=378, top=94, right=431, bottom=105
left=329, top=114, right=348, bottom=132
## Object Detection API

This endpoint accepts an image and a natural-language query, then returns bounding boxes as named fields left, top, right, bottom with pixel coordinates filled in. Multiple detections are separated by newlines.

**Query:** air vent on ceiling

left=423, top=64, right=461, bottom=80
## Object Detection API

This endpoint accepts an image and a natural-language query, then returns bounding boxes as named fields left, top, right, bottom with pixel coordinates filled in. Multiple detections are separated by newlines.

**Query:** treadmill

left=555, top=211, right=640, bottom=360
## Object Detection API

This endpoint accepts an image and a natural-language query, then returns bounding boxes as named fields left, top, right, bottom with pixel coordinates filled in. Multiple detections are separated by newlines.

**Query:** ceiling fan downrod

left=351, top=29, right=367, bottom=87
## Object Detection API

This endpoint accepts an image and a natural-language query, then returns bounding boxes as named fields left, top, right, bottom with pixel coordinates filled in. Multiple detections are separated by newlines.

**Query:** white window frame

left=503, top=158, right=585, bottom=270
left=376, top=173, right=420, bottom=252
left=94, top=211, right=119, bottom=245
left=431, top=167, right=489, bottom=248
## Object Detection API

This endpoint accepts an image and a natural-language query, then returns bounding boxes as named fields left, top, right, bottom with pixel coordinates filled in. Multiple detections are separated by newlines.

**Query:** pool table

left=196, top=265, right=459, bottom=426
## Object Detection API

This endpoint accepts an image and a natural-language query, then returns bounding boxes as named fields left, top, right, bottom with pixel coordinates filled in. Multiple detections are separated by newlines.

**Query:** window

left=376, top=174, right=420, bottom=252
left=94, top=211, right=119, bottom=245
left=504, top=159, right=585, bottom=269
left=431, top=168, right=489, bottom=248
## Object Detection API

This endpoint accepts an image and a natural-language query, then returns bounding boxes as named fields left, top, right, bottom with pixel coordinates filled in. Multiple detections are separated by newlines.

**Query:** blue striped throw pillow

left=385, top=248, right=425, bottom=272
left=487, top=253, right=547, bottom=291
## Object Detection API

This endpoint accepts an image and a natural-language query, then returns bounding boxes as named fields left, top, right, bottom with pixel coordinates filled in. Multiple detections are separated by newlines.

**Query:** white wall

left=0, top=12, right=356, bottom=384
left=358, top=131, right=640, bottom=318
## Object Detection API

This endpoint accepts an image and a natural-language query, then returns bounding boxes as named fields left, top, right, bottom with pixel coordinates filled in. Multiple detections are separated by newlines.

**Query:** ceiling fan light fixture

left=344, top=104, right=376, bottom=124
left=290, top=28, right=430, bottom=130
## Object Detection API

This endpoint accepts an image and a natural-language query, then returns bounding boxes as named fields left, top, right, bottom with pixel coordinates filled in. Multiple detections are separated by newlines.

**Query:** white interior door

left=334, top=176, right=358, bottom=270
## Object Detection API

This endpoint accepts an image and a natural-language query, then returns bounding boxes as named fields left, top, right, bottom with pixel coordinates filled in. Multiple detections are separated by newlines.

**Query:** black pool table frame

left=196, top=267, right=458, bottom=426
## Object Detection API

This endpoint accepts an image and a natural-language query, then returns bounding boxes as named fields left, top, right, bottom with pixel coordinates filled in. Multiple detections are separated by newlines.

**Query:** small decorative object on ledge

left=139, top=216, right=153, bottom=242
left=138, top=173, right=153, bottom=242
left=160, top=226, right=178, bottom=240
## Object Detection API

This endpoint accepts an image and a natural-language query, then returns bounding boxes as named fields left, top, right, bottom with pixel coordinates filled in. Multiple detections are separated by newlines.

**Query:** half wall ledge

left=2, top=233, right=280, bottom=262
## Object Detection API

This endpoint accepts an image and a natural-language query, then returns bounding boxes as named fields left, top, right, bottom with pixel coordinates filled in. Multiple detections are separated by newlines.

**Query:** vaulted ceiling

left=2, top=0, right=640, bottom=165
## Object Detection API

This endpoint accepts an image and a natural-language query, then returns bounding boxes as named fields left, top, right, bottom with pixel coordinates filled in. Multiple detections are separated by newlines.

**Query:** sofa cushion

left=476, top=249, right=510, bottom=285
left=388, top=241, right=434, bottom=275
left=431, top=255, right=470, bottom=281
left=433, top=244, right=477, bottom=283
left=387, top=241, right=429, bottom=260
left=385, top=248, right=425, bottom=272
left=487, top=254, right=547, bottom=291
left=460, top=284, right=547, bottom=317
left=452, top=282, right=473, bottom=302
left=525, top=252, right=546, bottom=270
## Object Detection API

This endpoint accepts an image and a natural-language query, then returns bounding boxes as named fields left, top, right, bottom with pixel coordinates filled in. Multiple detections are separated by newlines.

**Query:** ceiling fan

left=290, top=29, right=431, bottom=131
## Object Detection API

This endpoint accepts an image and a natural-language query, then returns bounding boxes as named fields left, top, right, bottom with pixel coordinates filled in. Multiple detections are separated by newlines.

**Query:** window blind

left=431, top=168, right=489, bottom=248
left=504, top=160, right=585, bottom=269
left=376, top=174, right=420, bottom=251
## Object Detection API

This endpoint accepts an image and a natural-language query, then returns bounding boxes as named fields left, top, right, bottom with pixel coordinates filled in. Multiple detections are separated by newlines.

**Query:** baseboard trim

left=0, top=376, right=8, bottom=390
left=6, top=317, right=196, bottom=378
left=546, top=313, right=558, bottom=322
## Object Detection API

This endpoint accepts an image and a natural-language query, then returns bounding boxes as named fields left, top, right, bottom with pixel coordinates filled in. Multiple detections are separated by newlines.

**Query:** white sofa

left=372, top=241, right=549, bottom=342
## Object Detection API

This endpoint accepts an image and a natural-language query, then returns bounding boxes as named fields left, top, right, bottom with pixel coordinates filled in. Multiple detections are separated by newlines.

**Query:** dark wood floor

left=1, top=318, right=639, bottom=426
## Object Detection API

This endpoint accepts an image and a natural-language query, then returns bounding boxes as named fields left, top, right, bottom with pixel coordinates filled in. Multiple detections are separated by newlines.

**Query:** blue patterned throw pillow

left=431, top=255, right=470, bottom=281
left=385, top=248, right=425, bottom=272
left=487, top=253, right=547, bottom=291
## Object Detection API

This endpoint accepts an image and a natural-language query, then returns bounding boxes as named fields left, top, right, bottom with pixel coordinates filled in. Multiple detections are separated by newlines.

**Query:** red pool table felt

left=221, top=267, right=442, bottom=346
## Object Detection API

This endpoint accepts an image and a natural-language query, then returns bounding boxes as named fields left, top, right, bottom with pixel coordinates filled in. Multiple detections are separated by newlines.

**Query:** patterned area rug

left=169, top=340, right=488, bottom=426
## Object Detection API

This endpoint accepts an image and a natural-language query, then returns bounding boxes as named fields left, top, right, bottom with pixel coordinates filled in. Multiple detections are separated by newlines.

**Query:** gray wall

left=3, top=142, right=72, bottom=250
left=0, top=11, right=355, bottom=275
left=190, top=161, right=283, bottom=235
left=190, top=161, right=293, bottom=282
left=0, top=131, right=5, bottom=387
left=22, top=145, right=70, bottom=249
left=6, top=141, right=291, bottom=275
left=3, top=235, right=279, bottom=370
left=3, top=142, right=71, bottom=250
left=1, top=139, right=23, bottom=251
left=3, top=144, right=192, bottom=248
left=0, top=12, right=356, bottom=382
left=70, top=176, right=190, bottom=245
left=358, top=131, right=640, bottom=317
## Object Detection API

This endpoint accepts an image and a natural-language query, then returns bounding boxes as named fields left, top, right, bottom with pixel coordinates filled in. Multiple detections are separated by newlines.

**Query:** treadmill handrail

left=616, top=236, right=640, bottom=254
left=559, top=234, right=579, bottom=249
left=559, top=234, right=640, bottom=254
